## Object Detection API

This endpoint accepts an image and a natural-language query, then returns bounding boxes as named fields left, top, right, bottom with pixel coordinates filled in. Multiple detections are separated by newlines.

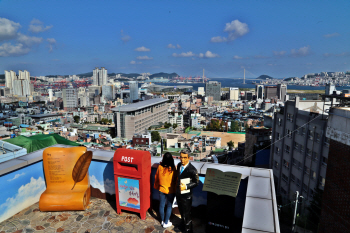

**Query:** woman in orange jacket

left=154, top=152, right=177, bottom=228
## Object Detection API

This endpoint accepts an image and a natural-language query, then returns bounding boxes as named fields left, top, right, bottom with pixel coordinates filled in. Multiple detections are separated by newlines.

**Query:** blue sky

left=0, top=0, right=349, bottom=78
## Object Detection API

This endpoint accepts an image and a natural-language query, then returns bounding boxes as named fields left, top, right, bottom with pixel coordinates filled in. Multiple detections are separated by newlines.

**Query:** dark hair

left=180, top=149, right=190, bottom=157
left=161, top=152, right=175, bottom=169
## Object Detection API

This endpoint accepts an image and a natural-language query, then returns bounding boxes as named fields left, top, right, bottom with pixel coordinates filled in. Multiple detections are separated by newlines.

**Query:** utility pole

left=292, top=191, right=303, bottom=232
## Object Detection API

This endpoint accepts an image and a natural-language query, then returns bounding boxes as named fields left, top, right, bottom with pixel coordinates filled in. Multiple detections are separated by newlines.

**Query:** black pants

left=176, top=194, right=193, bottom=233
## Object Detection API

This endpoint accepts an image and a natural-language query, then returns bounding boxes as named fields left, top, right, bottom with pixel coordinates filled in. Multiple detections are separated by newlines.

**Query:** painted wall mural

left=0, top=162, right=45, bottom=223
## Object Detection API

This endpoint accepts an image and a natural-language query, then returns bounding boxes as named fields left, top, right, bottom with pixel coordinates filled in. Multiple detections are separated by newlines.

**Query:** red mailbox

left=113, top=148, right=151, bottom=220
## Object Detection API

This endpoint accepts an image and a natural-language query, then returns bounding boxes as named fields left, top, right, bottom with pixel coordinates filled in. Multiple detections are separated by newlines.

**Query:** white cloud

left=0, top=17, right=21, bottom=41
left=7, top=172, right=25, bottom=182
left=47, top=38, right=56, bottom=52
left=121, top=30, right=131, bottom=43
left=323, top=33, right=340, bottom=38
left=136, top=55, right=153, bottom=60
left=254, top=55, right=269, bottom=59
left=291, top=46, right=310, bottom=57
left=28, top=18, right=52, bottom=33
left=211, top=20, right=249, bottom=43
left=273, top=51, right=286, bottom=56
left=233, top=55, right=243, bottom=59
left=0, top=43, right=30, bottom=57
left=172, top=51, right=196, bottom=57
left=89, top=175, right=115, bottom=195
left=134, top=46, right=150, bottom=52
left=167, top=44, right=181, bottom=49
left=199, top=51, right=219, bottom=58
left=210, top=36, right=227, bottom=43
left=130, top=60, right=142, bottom=64
left=17, top=33, right=42, bottom=46
left=0, top=177, right=46, bottom=223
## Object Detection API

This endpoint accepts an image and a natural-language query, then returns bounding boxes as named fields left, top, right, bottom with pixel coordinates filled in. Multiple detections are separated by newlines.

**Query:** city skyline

left=0, top=0, right=350, bottom=78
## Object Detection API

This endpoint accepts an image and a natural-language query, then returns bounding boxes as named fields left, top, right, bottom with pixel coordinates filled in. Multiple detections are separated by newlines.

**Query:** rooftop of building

left=30, top=113, right=63, bottom=118
left=0, top=144, right=280, bottom=233
left=111, top=98, right=168, bottom=112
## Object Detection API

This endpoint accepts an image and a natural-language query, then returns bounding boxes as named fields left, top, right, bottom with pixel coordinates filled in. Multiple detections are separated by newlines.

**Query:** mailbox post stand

left=113, top=149, right=151, bottom=220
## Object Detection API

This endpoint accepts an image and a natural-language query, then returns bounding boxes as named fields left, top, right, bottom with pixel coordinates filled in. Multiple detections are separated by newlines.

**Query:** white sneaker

left=163, top=221, right=172, bottom=228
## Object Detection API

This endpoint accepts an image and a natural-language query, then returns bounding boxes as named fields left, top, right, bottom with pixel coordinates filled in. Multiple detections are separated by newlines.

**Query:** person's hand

left=180, top=182, right=186, bottom=191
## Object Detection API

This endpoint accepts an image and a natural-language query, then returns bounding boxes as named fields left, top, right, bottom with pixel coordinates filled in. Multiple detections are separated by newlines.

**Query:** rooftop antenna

left=243, top=68, right=246, bottom=84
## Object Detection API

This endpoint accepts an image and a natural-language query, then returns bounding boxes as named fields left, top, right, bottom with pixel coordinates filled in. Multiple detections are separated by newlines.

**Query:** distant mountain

left=257, top=75, right=274, bottom=80
left=76, top=72, right=93, bottom=77
left=150, top=72, right=179, bottom=79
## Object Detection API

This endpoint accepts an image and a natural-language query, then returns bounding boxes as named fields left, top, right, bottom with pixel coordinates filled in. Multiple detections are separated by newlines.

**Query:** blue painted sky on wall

left=0, top=162, right=45, bottom=222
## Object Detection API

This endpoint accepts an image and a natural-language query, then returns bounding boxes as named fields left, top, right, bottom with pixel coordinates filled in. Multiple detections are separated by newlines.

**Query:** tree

left=227, top=140, right=234, bottom=150
left=172, top=123, right=178, bottom=129
left=230, top=121, right=240, bottom=132
left=151, top=131, right=161, bottom=142
left=73, top=115, right=80, bottom=123
left=163, top=122, right=172, bottom=129
left=108, top=119, right=112, bottom=124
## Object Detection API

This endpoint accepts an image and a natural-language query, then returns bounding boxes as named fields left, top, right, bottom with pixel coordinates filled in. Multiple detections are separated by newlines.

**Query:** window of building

left=274, top=161, right=279, bottom=169
left=283, top=159, right=290, bottom=169
left=313, top=151, right=318, bottom=161
left=324, top=137, right=330, bottom=147
left=276, top=147, right=280, bottom=154
left=278, top=118, right=282, bottom=126
left=316, top=133, right=320, bottom=142
left=291, top=174, right=296, bottom=182
left=296, top=179, right=301, bottom=187
left=292, top=158, right=297, bottom=166
left=285, top=145, right=290, bottom=153
left=295, top=125, right=300, bottom=134
left=301, top=127, right=306, bottom=135
left=311, top=170, right=316, bottom=180
left=276, top=132, right=280, bottom=140
left=294, top=142, right=299, bottom=150
left=303, top=184, right=308, bottom=193
left=306, top=148, right=311, bottom=157
left=282, top=173, right=288, bottom=182
left=300, top=144, right=304, bottom=153
left=322, top=156, right=328, bottom=166
left=304, top=166, right=310, bottom=175
left=287, top=129, right=292, bottom=138
left=298, top=162, right=302, bottom=170
left=320, top=176, right=325, bottom=187
left=308, top=129, right=313, bottom=140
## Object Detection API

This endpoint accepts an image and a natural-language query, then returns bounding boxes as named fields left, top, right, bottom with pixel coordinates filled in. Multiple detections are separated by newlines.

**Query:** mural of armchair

left=39, top=147, right=92, bottom=211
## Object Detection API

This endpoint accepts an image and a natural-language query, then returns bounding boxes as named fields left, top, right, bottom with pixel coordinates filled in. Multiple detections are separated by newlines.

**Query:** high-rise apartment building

left=18, top=70, right=30, bottom=80
left=198, top=87, right=205, bottom=96
left=319, top=106, right=350, bottom=232
left=229, top=87, right=239, bottom=100
left=277, top=84, right=287, bottom=101
left=129, top=81, right=139, bottom=102
left=325, top=83, right=336, bottom=95
left=270, top=97, right=332, bottom=203
left=112, top=98, right=168, bottom=139
left=102, top=84, right=115, bottom=100
left=63, top=87, right=78, bottom=111
left=264, top=86, right=278, bottom=99
left=4, top=70, right=16, bottom=90
left=205, top=81, right=221, bottom=101
left=93, top=67, right=107, bottom=86
left=255, top=84, right=264, bottom=100
left=12, top=79, right=32, bottom=96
